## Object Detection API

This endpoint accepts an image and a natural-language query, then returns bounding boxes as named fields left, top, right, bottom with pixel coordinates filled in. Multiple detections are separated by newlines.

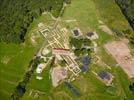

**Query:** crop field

left=1, top=0, right=134, bottom=100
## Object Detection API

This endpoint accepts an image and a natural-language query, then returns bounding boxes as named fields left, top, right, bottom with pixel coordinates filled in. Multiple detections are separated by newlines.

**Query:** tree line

left=115, top=0, right=134, bottom=46
left=11, top=56, right=41, bottom=100
left=0, top=0, right=71, bottom=44
left=11, top=56, right=55, bottom=100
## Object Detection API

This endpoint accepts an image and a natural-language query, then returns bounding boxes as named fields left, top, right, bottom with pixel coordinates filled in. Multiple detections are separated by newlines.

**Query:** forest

left=115, top=0, right=134, bottom=45
left=0, top=0, right=70, bottom=44
left=0, top=0, right=134, bottom=45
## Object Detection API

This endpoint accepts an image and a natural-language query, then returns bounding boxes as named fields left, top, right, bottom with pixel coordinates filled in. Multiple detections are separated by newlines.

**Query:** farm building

left=36, top=64, right=45, bottom=74
left=72, top=28, right=81, bottom=37
left=73, top=29, right=80, bottom=36
left=52, top=48, right=70, bottom=56
left=80, top=56, right=91, bottom=65
left=87, top=32, right=94, bottom=37
left=98, top=71, right=110, bottom=80
left=80, top=56, right=91, bottom=72
left=86, top=31, right=99, bottom=40
left=80, top=65, right=88, bottom=72
left=97, top=71, right=114, bottom=86
left=36, top=63, right=46, bottom=80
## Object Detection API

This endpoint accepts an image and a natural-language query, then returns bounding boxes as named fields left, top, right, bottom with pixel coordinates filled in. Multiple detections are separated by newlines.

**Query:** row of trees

left=11, top=56, right=41, bottom=100
left=69, top=37, right=92, bottom=57
left=115, top=0, right=134, bottom=29
left=0, top=0, right=70, bottom=43
left=129, top=82, right=134, bottom=94
left=115, top=0, right=134, bottom=46
left=11, top=56, right=56, bottom=100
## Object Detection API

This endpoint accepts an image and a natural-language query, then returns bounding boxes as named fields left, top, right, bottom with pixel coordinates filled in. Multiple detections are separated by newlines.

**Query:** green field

left=0, top=14, right=48, bottom=99
left=1, top=0, right=134, bottom=100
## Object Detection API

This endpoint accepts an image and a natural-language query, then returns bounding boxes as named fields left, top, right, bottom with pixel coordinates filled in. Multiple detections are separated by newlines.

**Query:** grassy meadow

left=0, top=14, right=48, bottom=99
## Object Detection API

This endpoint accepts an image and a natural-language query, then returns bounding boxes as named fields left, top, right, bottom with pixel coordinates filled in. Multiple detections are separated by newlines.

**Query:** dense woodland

left=115, top=0, right=134, bottom=45
left=0, top=0, right=70, bottom=44
left=69, top=37, right=92, bottom=57
left=0, top=0, right=134, bottom=45
left=115, top=0, right=134, bottom=29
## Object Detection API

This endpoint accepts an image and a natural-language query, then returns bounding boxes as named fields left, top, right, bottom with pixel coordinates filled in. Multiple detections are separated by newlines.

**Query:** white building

left=36, top=63, right=45, bottom=80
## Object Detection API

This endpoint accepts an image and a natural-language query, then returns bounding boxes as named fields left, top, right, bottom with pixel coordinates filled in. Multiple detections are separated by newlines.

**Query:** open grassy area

left=22, top=63, right=52, bottom=100
left=28, top=63, right=52, bottom=92
left=1, top=0, right=134, bottom=100
left=0, top=14, right=47, bottom=99
left=0, top=43, right=37, bottom=99
left=93, top=0, right=131, bottom=30
left=62, top=0, right=99, bottom=32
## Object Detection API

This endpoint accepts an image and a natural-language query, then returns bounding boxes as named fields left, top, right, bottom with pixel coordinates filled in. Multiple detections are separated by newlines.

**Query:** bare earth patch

left=30, top=32, right=41, bottom=46
left=31, top=35, right=37, bottom=45
left=104, top=41, right=134, bottom=78
left=50, top=67, right=67, bottom=87
left=99, top=25, right=113, bottom=35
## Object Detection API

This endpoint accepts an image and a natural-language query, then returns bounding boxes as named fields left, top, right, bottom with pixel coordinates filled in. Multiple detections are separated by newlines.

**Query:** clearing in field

left=105, top=41, right=134, bottom=78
